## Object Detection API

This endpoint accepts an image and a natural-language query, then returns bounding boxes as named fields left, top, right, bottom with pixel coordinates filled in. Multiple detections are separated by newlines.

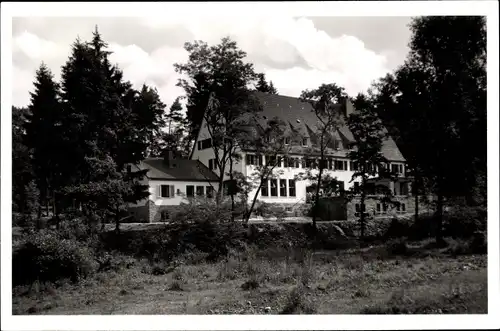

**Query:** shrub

left=254, top=201, right=270, bottom=217
left=385, top=238, right=410, bottom=256
left=281, top=285, right=317, bottom=314
left=470, top=231, right=487, bottom=254
left=13, top=230, right=98, bottom=286
left=444, top=206, right=487, bottom=239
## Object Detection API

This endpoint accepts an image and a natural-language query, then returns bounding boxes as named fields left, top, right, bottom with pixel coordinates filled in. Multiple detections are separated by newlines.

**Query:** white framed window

left=158, top=185, right=175, bottom=198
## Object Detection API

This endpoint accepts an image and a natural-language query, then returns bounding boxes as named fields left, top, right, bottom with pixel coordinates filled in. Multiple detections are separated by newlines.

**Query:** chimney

left=342, top=97, right=355, bottom=118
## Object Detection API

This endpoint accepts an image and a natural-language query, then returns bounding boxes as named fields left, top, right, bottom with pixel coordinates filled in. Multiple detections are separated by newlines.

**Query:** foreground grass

left=13, top=243, right=487, bottom=315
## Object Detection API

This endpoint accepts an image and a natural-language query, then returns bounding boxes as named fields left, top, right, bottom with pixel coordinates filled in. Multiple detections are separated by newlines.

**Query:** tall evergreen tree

left=131, top=84, right=167, bottom=158
left=24, top=63, right=64, bottom=215
left=162, top=96, right=187, bottom=154
left=255, top=73, right=278, bottom=94
left=12, top=106, right=39, bottom=215
left=59, top=28, right=150, bottom=229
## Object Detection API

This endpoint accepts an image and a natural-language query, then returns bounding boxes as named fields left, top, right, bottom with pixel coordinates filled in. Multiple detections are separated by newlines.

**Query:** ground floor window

left=206, top=186, right=214, bottom=198
left=261, top=180, right=269, bottom=196
left=196, top=186, right=205, bottom=196
left=288, top=179, right=296, bottom=197
left=270, top=179, right=278, bottom=197
left=186, top=185, right=194, bottom=197
left=159, top=185, right=174, bottom=198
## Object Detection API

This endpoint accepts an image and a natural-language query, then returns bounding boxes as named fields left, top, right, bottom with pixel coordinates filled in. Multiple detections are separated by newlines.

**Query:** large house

left=131, top=92, right=414, bottom=223
left=191, top=92, right=414, bottom=220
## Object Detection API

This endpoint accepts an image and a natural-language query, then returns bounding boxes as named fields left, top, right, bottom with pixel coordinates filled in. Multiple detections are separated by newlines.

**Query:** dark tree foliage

left=13, top=106, right=39, bottom=214
left=55, top=27, right=156, bottom=228
left=24, top=63, right=63, bottom=215
left=174, top=37, right=260, bottom=153
left=175, top=37, right=262, bottom=204
left=364, top=16, right=486, bottom=243
left=162, top=96, right=188, bottom=156
left=348, top=94, right=388, bottom=239
left=299, top=83, right=347, bottom=228
left=255, top=73, right=278, bottom=94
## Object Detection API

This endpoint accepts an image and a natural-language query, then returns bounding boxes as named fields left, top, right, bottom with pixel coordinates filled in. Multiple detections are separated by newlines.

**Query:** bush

left=444, top=206, right=486, bottom=239
left=253, top=201, right=270, bottom=217
left=385, top=238, right=410, bottom=256
left=13, top=230, right=98, bottom=286
left=281, top=285, right=317, bottom=314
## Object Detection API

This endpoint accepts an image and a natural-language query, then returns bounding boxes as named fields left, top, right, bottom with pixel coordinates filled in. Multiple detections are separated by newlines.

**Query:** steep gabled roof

left=252, top=92, right=406, bottom=162
left=136, top=158, right=219, bottom=181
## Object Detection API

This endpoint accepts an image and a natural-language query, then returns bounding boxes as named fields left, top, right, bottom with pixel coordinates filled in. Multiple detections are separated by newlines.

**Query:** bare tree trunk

left=245, top=180, right=265, bottom=224
left=312, top=163, right=324, bottom=229
left=435, top=184, right=444, bottom=245
left=360, top=176, right=367, bottom=240
left=414, top=175, right=419, bottom=224
left=229, top=153, right=235, bottom=222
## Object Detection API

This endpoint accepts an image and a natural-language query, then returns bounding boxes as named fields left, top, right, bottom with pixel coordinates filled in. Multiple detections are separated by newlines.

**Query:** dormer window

left=285, top=137, right=290, bottom=145
left=302, top=138, right=308, bottom=147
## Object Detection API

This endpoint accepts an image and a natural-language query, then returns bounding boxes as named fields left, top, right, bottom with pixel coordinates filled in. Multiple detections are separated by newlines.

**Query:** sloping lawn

left=12, top=244, right=487, bottom=315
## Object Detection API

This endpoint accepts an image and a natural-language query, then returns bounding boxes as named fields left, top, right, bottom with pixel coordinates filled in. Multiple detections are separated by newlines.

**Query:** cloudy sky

left=12, top=16, right=412, bottom=110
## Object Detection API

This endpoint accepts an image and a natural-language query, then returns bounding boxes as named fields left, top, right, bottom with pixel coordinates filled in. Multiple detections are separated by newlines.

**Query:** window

left=391, top=163, right=404, bottom=175
left=197, top=138, right=212, bottom=151
left=302, top=138, right=308, bottom=146
left=261, top=180, right=269, bottom=197
left=288, top=179, right=296, bottom=197
left=334, top=160, right=347, bottom=171
left=354, top=203, right=365, bottom=217
left=196, top=186, right=205, bottom=196
left=383, top=203, right=388, bottom=212
left=270, top=179, right=278, bottom=197
left=159, top=185, right=175, bottom=198
left=266, top=155, right=277, bottom=167
left=319, top=159, right=328, bottom=169
left=402, top=203, right=406, bottom=212
left=350, top=161, right=359, bottom=171
left=246, top=154, right=256, bottom=166
left=291, top=158, right=300, bottom=168
left=247, top=154, right=262, bottom=166
left=206, top=186, right=214, bottom=198
left=280, top=179, right=287, bottom=197
left=333, top=139, right=340, bottom=150
left=186, top=185, right=195, bottom=197
left=376, top=203, right=381, bottom=214
left=285, top=137, right=290, bottom=145
left=305, top=158, right=316, bottom=169
left=209, top=159, right=214, bottom=170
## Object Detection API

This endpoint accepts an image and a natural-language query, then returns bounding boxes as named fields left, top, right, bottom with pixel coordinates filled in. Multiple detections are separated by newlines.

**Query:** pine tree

left=24, top=63, right=63, bottom=216
left=59, top=27, right=150, bottom=229
left=13, top=106, right=39, bottom=215
left=255, top=73, right=278, bottom=94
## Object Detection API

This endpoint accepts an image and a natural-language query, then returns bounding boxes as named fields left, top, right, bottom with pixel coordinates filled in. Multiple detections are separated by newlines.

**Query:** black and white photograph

left=1, top=1, right=498, bottom=330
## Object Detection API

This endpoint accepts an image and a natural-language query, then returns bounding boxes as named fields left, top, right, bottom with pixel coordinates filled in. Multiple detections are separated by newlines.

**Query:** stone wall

left=346, top=195, right=425, bottom=221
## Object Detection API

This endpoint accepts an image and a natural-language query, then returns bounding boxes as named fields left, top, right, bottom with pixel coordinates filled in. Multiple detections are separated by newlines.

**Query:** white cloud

left=11, top=16, right=393, bottom=110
